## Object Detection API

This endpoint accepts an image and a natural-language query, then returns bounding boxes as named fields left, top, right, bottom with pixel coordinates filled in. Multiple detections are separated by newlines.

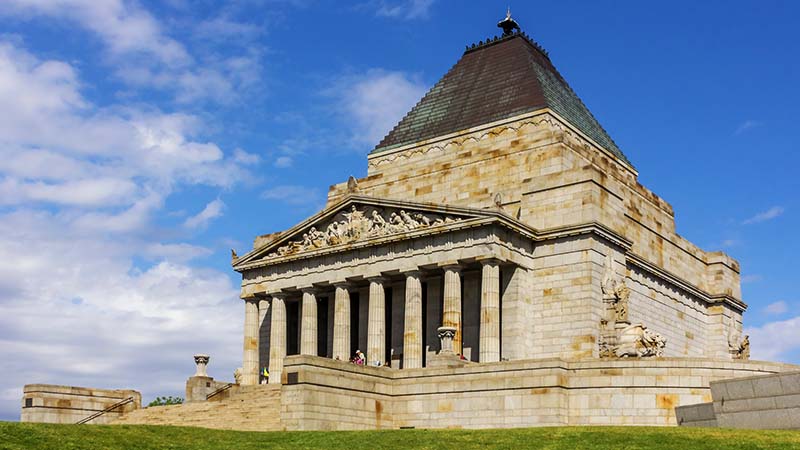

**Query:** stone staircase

left=112, top=385, right=282, bottom=431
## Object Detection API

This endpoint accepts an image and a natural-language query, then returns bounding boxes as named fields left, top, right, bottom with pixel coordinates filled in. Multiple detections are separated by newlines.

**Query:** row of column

left=241, top=260, right=502, bottom=385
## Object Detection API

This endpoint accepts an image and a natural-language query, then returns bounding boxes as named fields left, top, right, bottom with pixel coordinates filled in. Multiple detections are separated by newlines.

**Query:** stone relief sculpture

left=599, top=254, right=666, bottom=358
left=601, top=254, right=630, bottom=323
left=730, top=334, right=750, bottom=360
left=266, top=205, right=461, bottom=258
left=614, top=324, right=666, bottom=358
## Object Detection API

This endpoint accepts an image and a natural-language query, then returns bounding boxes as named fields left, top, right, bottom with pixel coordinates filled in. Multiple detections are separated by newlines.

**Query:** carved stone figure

left=598, top=336, right=614, bottom=358
left=414, top=213, right=431, bottom=226
left=233, top=367, right=243, bottom=384
left=730, top=335, right=750, bottom=360
left=400, top=210, right=420, bottom=229
left=346, top=175, right=359, bottom=193
left=613, top=283, right=630, bottom=323
left=601, top=254, right=630, bottom=324
left=601, top=254, right=616, bottom=296
left=264, top=205, right=462, bottom=259
left=613, top=323, right=666, bottom=358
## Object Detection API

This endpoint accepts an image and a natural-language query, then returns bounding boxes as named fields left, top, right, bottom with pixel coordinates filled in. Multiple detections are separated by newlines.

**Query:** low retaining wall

left=21, top=384, right=141, bottom=424
left=280, top=355, right=796, bottom=430
left=677, top=370, right=800, bottom=430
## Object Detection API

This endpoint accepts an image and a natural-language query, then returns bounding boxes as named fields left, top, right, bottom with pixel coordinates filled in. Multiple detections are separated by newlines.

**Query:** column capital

left=402, top=269, right=422, bottom=278
left=331, top=280, right=350, bottom=289
left=269, top=292, right=288, bottom=301
left=298, top=286, right=318, bottom=295
left=438, top=261, right=462, bottom=272
left=477, top=256, right=502, bottom=266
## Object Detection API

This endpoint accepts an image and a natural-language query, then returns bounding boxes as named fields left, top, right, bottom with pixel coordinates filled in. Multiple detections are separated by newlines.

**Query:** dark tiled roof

left=371, top=32, right=630, bottom=166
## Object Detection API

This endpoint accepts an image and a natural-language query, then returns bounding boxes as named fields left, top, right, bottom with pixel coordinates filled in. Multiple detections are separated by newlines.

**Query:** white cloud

left=0, top=208, right=243, bottom=420
left=765, top=301, right=789, bottom=315
left=0, top=0, right=190, bottom=66
left=144, top=243, right=213, bottom=263
left=0, top=39, right=251, bottom=420
left=372, top=0, right=435, bottom=19
left=743, top=206, right=785, bottom=225
left=0, top=1, right=262, bottom=105
left=336, top=69, right=428, bottom=147
left=735, top=119, right=762, bottom=135
left=184, top=199, right=225, bottom=229
left=0, top=41, right=249, bottom=203
left=261, top=185, right=320, bottom=206
left=746, top=316, right=800, bottom=362
left=233, top=148, right=260, bottom=165
left=274, top=156, right=293, bottom=168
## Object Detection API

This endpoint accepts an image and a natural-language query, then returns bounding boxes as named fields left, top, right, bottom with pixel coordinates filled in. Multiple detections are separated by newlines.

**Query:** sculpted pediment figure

left=258, top=201, right=466, bottom=260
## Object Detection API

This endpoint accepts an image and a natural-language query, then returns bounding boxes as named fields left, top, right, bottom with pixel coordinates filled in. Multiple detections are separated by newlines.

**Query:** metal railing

left=76, top=396, right=135, bottom=424
left=206, top=383, right=234, bottom=401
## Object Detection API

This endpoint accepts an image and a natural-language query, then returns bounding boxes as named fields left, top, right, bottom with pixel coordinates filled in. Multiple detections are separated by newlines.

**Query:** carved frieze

left=265, top=205, right=462, bottom=259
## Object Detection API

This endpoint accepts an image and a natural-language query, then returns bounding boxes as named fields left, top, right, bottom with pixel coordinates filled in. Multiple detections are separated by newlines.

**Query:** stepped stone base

left=113, top=355, right=798, bottom=431
left=112, top=385, right=281, bottom=432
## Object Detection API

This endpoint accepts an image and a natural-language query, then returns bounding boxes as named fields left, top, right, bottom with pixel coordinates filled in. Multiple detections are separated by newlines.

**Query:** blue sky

left=0, top=1, right=798, bottom=421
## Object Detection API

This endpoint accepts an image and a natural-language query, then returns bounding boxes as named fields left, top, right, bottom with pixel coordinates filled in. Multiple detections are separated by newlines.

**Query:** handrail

left=206, top=383, right=234, bottom=400
left=76, top=396, right=135, bottom=424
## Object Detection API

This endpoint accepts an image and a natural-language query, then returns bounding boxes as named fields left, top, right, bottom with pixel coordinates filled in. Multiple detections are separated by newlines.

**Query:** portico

left=234, top=197, right=530, bottom=384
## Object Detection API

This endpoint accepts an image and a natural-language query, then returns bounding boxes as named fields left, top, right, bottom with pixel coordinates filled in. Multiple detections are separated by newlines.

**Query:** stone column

left=403, top=271, right=423, bottom=369
left=242, top=298, right=260, bottom=385
left=367, top=277, right=386, bottom=366
left=442, top=265, right=463, bottom=355
left=268, top=295, right=287, bottom=384
left=300, top=289, right=318, bottom=356
left=480, top=260, right=501, bottom=363
left=332, top=283, right=351, bottom=361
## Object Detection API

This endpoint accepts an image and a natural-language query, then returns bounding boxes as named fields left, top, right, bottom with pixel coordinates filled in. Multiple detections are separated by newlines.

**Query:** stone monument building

left=85, top=13, right=800, bottom=430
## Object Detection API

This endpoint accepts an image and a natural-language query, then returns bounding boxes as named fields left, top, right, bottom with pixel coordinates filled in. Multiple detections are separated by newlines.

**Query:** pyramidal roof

left=371, top=26, right=630, bottom=166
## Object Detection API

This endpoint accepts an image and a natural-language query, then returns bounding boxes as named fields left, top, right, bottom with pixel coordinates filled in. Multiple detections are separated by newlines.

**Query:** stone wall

left=21, top=384, right=141, bottom=424
left=677, top=370, right=800, bottom=430
left=326, top=111, right=742, bottom=343
left=675, top=371, right=800, bottom=429
left=675, top=402, right=717, bottom=427
left=278, top=355, right=795, bottom=430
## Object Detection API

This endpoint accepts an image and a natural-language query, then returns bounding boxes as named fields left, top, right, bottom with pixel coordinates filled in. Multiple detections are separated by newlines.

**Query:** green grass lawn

left=1, top=422, right=799, bottom=450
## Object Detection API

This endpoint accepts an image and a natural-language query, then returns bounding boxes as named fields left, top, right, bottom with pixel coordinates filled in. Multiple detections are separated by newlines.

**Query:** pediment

left=233, top=195, right=497, bottom=269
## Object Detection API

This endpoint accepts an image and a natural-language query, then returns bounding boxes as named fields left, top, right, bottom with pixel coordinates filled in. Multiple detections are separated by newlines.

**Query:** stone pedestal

left=193, top=354, right=210, bottom=377
left=427, top=326, right=467, bottom=368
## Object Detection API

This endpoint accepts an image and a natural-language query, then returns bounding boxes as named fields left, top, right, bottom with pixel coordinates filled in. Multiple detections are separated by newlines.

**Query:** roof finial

left=498, top=8, right=521, bottom=36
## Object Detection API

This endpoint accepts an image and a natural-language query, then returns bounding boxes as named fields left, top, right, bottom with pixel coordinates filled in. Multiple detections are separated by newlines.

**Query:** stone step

left=112, top=385, right=282, bottom=431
